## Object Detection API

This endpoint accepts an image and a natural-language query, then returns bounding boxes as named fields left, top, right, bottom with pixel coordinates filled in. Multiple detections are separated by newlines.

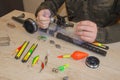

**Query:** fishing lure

left=32, top=55, right=39, bottom=67
left=15, top=41, right=29, bottom=59
left=40, top=62, right=45, bottom=72
left=57, top=51, right=88, bottom=60
left=92, top=42, right=109, bottom=50
left=16, top=45, right=22, bottom=53
left=52, top=64, right=69, bottom=73
left=22, top=43, right=38, bottom=62
left=40, top=54, right=48, bottom=72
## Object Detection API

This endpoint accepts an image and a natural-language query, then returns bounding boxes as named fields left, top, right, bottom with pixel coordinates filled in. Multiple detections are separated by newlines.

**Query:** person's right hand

left=36, top=9, right=51, bottom=29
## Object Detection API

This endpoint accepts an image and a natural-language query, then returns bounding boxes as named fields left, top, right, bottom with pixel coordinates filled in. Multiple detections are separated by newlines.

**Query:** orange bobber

left=71, top=51, right=88, bottom=60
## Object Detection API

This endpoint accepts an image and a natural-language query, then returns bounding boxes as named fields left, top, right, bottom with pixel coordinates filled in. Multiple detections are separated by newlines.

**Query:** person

left=35, top=0, right=120, bottom=44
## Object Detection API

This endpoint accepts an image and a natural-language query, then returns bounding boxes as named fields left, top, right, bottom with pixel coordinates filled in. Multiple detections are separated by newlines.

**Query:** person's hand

left=75, top=20, right=97, bottom=43
left=36, top=9, right=51, bottom=29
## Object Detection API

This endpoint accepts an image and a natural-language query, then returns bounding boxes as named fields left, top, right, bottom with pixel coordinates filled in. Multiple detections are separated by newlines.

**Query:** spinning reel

left=12, top=13, right=38, bottom=33
left=12, top=13, right=74, bottom=34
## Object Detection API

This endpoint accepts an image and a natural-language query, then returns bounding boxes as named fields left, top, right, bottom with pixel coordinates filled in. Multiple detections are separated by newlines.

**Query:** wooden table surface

left=0, top=10, right=120, bottom=80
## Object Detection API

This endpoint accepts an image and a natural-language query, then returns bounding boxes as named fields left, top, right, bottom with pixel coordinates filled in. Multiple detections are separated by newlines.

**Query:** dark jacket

left=35, top=0, right=120, bottom=43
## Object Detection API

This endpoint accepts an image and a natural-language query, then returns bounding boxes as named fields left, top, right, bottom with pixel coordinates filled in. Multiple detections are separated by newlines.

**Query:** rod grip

left=12, top=16, right=25, bottom=24
left=56, top=32, right=107, bottom=56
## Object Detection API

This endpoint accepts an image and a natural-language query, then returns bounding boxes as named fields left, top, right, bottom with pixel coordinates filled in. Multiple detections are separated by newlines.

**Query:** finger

left=78, top=25, right=96, bottom=32
left=36, top=17, right=50, bottom=28
left=36, top=19, right=46, bottom=27
left=80, top=36, right=95, bottom=43
left=37, top=21, right=44, bottom=28
left=75, top=26, right=93, bottom=34
left=78, top=20, right=96, bottom=27
left=37, top=16, right=50, bottom=22
left=75, top=23, right=92, bottom=32
left=76, top=31, right=93, bottom=38
left=76, top=21, right=97, bottom=32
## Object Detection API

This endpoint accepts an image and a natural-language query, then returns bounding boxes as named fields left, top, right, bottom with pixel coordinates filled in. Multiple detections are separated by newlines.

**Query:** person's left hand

left=75, top=20, right=97, bottom=43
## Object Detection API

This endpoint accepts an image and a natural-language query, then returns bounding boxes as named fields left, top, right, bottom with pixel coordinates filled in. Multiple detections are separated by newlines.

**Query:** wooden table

left=0, top=10, right=120, bottom=80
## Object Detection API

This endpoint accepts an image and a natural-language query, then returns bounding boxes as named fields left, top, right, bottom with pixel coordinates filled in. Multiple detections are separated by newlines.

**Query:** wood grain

left=0, top=10, right=120, bottom=80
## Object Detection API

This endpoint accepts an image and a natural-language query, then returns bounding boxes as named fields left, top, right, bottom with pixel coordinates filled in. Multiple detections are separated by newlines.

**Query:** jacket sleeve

left=96, top=23, right=120, bottom=44
left=96, top=0, right=120, bottom=44
left=35, top=0, right=65, bottom=17
left=114, top=0, right=120, bottom=15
